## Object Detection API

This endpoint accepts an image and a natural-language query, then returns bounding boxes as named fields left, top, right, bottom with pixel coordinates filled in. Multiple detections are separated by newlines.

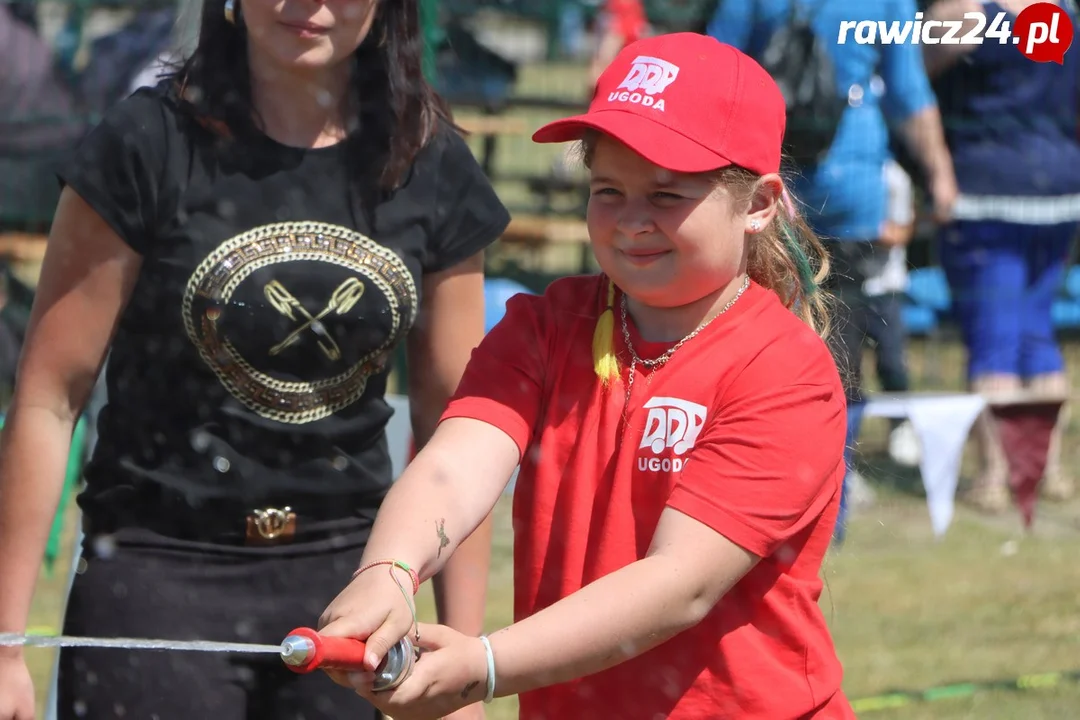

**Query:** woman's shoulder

left=417, top=115, right=484, bottom=172
left=96, top=80, right=184, bottom=136
left=78, top=79, right=201, bottom=170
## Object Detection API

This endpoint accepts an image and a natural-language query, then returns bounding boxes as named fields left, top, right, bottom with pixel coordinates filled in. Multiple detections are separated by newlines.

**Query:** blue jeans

left=939, top=220, right=1078, bottom=380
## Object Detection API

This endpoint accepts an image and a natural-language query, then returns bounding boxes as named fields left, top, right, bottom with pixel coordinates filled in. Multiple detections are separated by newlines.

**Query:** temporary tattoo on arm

left=436, top=518, right=450, bottom=558
left=461, top=680, right=480, bottom=699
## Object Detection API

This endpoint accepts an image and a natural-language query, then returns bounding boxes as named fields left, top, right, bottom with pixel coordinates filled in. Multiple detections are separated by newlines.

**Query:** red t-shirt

left=442, top=275, right=854, bottom=719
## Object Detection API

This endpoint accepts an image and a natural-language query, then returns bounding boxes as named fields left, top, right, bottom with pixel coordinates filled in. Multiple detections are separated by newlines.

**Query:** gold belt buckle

left=246, top=506, right=296, bottom=545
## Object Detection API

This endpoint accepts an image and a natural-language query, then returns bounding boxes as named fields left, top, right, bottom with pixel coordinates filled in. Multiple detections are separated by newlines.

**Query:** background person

left=0, top=1, right=508, bottom=719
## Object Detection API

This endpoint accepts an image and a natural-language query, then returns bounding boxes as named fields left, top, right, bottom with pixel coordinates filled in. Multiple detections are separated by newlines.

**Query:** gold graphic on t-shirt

left=182, top=221, right=417, bottom=425
left=264, top=278, right=366, bottom=361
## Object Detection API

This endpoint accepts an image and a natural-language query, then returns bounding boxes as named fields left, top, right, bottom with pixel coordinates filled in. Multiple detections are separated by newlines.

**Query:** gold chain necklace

left=619, top=274, right=751, bottom=403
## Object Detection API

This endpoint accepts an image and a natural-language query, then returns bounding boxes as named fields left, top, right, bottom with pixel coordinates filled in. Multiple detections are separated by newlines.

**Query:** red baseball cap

left=533, top=33, right=786, bottom=176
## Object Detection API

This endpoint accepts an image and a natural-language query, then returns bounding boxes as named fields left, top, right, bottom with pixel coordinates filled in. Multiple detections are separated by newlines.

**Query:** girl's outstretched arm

left=406, top=251, right=495, bottom=642
left=318, top=416, right=520, bottom=669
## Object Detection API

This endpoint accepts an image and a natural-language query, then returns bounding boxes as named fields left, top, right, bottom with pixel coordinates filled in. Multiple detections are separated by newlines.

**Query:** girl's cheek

left=586, top=206, right=614, bottom=234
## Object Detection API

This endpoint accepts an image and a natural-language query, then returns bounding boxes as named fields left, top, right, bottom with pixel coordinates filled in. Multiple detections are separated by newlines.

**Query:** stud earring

left=224, top=0, right=236, bottom=25
left=749, top=220, right=762, bottom=232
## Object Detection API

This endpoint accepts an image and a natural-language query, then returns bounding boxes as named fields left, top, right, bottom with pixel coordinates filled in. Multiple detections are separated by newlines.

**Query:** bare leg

left=964, top=373, right=1020, bottom=513
left=1027, top=372, right=1073, bottom=501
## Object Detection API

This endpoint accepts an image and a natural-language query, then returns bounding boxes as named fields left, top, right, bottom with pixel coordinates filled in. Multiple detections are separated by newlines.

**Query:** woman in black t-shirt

left=0, top=1, right=509, bottom=719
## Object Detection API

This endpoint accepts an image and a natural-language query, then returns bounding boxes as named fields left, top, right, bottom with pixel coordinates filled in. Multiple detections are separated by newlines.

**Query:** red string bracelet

left=352, top=559, right=420, bottom=595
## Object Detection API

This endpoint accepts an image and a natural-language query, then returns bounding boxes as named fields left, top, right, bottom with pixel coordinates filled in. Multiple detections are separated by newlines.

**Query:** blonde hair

left=582, top=136, right=833, bottom=385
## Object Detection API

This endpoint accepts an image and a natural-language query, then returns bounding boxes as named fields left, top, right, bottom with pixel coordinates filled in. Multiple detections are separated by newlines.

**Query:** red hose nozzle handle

left=280, top=627, right=368, bottom=674
left=280, top=627, right=417, bottom=691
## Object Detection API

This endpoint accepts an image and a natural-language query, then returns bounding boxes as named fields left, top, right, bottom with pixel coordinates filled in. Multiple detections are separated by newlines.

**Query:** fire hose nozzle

left=279, top=627, right=416, bottom=692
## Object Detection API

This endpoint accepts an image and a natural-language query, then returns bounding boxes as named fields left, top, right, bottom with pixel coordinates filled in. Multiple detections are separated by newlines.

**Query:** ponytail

left=736, top=170, right=833, bottom=340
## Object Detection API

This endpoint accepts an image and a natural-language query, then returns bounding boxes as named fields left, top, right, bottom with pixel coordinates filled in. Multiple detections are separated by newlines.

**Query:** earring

left=224, top=0, right=236, bottom=25
left=749, top=220, right=762, bottom=232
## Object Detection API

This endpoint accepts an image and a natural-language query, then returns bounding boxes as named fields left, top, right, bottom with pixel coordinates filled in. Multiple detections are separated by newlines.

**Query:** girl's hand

left=348, top=623, right=489, bottom=720
left=318, top=562, right=419, bottom=678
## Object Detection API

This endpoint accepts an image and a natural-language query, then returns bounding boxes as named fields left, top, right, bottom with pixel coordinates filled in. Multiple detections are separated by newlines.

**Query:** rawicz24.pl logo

left=837, top=1, right=1075, bottom=64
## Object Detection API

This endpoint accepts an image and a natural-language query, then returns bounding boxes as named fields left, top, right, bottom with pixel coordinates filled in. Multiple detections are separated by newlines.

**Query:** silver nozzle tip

left=280, top=636, right=315, bottom=666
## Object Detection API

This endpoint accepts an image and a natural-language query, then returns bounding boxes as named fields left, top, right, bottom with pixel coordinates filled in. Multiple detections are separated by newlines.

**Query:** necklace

left=619, top=274, right=751, bottom=402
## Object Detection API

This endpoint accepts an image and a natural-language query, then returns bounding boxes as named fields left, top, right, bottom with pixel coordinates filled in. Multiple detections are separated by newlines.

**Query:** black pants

left=823, top=241, right=910, bottom=403
left=57, top=521, right=381, bottom=720
left=864, top=292, right=910, bottom=394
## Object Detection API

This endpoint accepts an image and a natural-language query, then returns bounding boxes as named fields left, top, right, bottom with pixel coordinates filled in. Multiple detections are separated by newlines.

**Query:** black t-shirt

left=60, top=82, right=510, bottom=516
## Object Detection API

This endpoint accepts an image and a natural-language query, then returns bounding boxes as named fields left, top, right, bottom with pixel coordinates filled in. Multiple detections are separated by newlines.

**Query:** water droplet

left=85, top=671, right=98, bottom=686
left=73, top=700, right=88, bottom=717
left=847, top=83, right=865, bottom=108
left=332, top=455, right=349, bottom=471
left=93, top=535, right=117, bottom=560
left=218, top=199, right=237, bottom=219
left=316, top=89, right=333, bottom=108
left=191, top=431, right=212, bottom=452
left=776, top=543, right=797, bottom=566
left=235, top=620, right=254, bottom=638
left=113, top=702, right=126, bottom=717
left=213, top=456, right=232, bottom=473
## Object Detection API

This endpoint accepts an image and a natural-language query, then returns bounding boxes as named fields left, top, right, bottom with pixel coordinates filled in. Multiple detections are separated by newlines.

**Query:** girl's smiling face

left=586, top=134, right=754, bottom=310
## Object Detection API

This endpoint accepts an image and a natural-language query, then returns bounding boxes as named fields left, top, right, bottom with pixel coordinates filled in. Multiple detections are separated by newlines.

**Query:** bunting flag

left=990, top=400, right=1065, bottom=529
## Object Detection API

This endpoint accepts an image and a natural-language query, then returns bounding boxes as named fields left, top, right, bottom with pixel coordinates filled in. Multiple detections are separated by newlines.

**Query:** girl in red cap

left=320, top=32, right=854, bottom=720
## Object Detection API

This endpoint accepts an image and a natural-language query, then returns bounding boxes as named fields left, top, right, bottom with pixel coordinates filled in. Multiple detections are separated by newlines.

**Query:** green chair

left=0, top=414, right=88, bottom=576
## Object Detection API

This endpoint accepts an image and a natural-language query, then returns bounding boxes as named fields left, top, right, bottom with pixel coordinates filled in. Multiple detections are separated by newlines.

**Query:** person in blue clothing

left=707, top=0, right=958, bottom=536
left=923, top=0, right=1080, bottom=510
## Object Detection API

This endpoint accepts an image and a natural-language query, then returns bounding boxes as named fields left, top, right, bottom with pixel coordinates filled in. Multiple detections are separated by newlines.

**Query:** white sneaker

left=889, top=420, right=921, bottom=468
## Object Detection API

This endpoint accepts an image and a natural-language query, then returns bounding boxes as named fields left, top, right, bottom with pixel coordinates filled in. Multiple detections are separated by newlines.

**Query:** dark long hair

left=170, top=0, right=453, bottom=190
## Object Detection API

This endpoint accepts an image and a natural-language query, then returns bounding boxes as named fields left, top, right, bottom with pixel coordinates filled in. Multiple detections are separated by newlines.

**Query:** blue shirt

left=933, top=1, right=1080, bottom=200
left=708, top=0, right=937, bottom=241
